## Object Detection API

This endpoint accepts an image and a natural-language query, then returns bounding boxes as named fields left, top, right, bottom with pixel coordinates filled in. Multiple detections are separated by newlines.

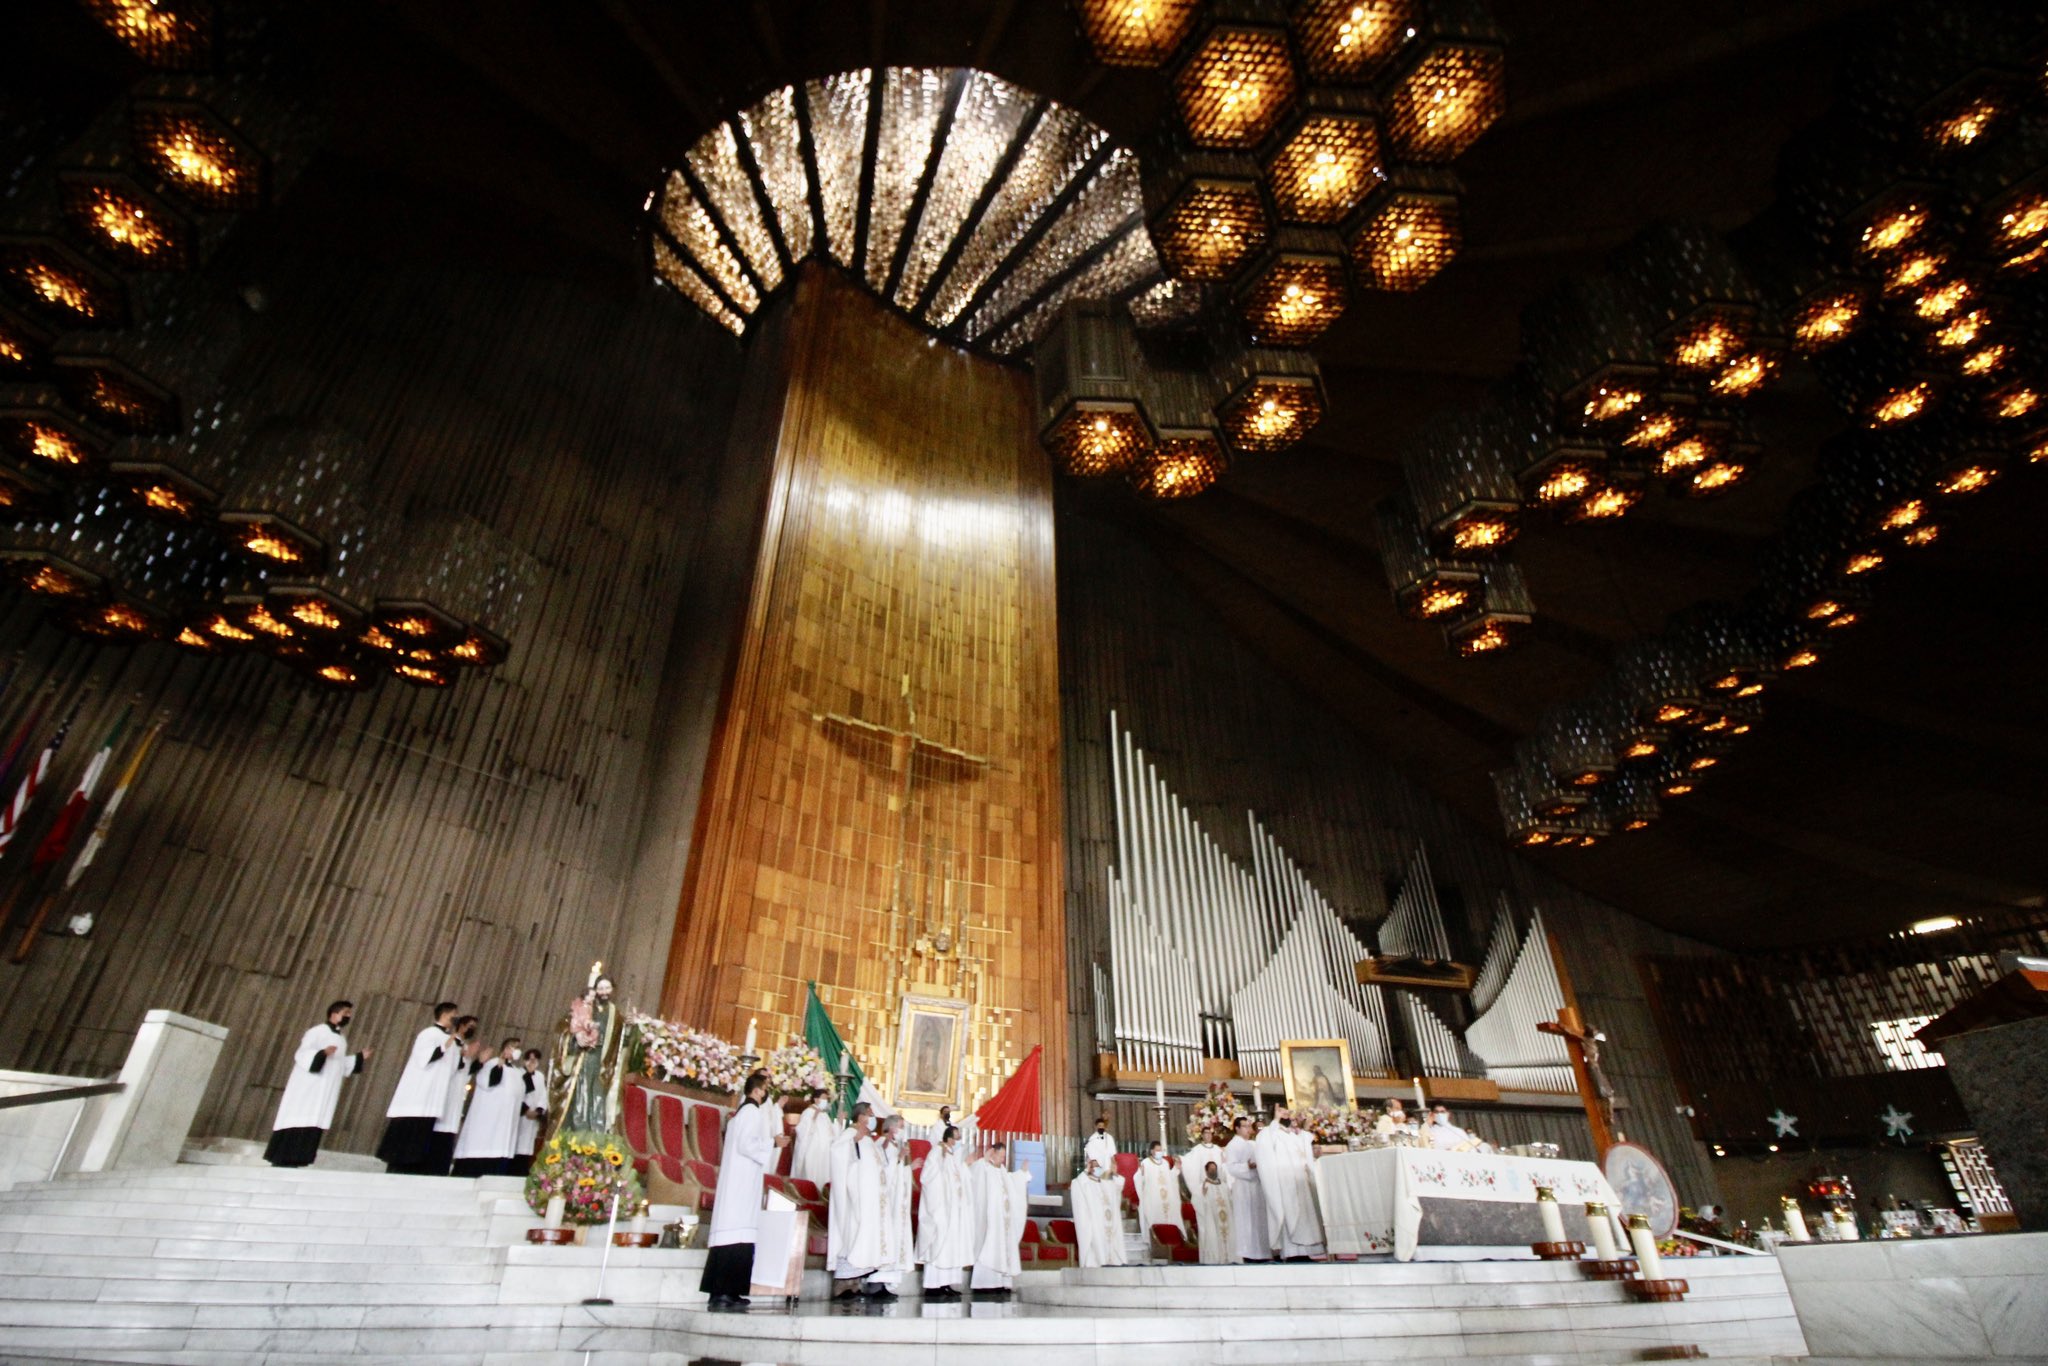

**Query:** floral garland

left=1184, top=1081, right=1248, bottom=1144
left=1294, top=1103, right=1380, bottom=1145
left=625, top=1010, right=744, bottom=1094
left=764, top=1042, right=832, bottom=1101
left=525, top=1127, right=645, bottom=1225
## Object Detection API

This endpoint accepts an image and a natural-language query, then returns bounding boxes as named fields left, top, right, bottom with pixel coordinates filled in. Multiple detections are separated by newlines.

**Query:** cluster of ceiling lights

left=646, top=1, right=1504, bottom=501
left=1494, top=2, right=2047, bottom=848
left=0, top=0, right=529, bottom=691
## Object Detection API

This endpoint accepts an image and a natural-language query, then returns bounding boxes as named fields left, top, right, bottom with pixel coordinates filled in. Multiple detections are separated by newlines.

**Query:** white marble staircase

left=0, top=1162, right=1813, bottom=1365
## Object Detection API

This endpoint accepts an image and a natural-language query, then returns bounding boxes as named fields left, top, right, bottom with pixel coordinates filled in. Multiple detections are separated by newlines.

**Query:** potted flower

left=524, top=1127, right=645, bottom=1237
left=1185, top=1081, right=1248, bottom=1145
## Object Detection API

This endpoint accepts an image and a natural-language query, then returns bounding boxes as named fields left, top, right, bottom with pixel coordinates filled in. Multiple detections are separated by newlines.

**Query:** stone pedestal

left=1938, top=1016, right=2048, bottom=1231
left=76, top=1010, right=228, bottom=1172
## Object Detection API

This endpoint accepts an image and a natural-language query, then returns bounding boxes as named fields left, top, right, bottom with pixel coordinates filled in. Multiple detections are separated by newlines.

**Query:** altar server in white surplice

left=1082, top=1114, right=1118, bottom=1171
left=700, top=1069, right=786, bottom=1309
left=827, top=1103, right=891, bottom=1298
left=375, top=1001, right=460, bottom=1175
left=1256, top=1107, right=1326, bottom=1259
left=916, top=1125, right=974, bottom=1297
left=1070, top=1158, right=1128, bottom=1267
left=968, top=1142, right=1030, bottom=1294
left=511, top=1050, right=547, bottom=1177
left=1223, top=1115, right=1272, bottom=1261
left=451, top=1038, right=525, bottom=1176
left=791, top=1095, right=837, bottom=1189
left=265, top=1001, right=372, bottom=1168
left=874, top=1115, right=916, bottom=1288
left=429, top=1015, right=482, bottom=1176
left=1190, top=1155, right=1235, bottom=1264
left=1135, top=1141, right=1183, bottom=1246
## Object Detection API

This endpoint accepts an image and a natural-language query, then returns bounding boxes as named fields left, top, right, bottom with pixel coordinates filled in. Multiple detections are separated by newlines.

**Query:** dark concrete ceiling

left=9, top=0, right=2044, bottom=949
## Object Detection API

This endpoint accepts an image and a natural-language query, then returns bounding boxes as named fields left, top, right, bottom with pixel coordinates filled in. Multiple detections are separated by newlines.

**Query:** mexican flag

left=802, top=981, right=868, bottom=1122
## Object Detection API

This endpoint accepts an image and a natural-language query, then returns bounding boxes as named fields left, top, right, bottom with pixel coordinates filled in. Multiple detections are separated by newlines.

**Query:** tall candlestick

left=1535, top=1186, right=1566, bottom=1244
left=1586, top=1201, right=1618, bottom=1259
left=743, top=1017, right=758, bottom=1057
left=1627, top=1213, right=1663, bottom=1280
left=1155, top=1078, right=1166, bottom=1106
left=1780, top=1196, right=1810, bottom=1242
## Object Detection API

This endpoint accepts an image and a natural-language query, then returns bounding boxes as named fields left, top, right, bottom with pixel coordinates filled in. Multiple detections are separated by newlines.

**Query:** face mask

left=1279, top=1118, right=1293, bottom=1127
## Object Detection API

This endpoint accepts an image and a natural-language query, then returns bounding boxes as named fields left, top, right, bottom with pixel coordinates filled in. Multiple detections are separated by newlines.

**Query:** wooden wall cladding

left=1056, top=500, right=1722, bottom=1200
left=662, top=267, right=1068, bottom=1123
left=0, top=246, right=743, bottom=1155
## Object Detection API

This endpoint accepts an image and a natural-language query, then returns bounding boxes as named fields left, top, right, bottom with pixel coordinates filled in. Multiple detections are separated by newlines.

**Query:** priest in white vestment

left=1255, top=1108, right=1326, bottom=1259
left=1082, top=1114, right=1118, bottom=1172
left=1222, top=1116, right=1272, bottom=1261
left=1375, top=1098, right=1416, bottom=1137
left=1425, top=1104, right=1477, bottom=1150
left=701, top=1069, right=786, bottom=1309
left=375, top=1001, right=460, bottom=1175
left=875, top=1115, right=917, bottom=1288
left=916, top=1125, right=974, bottom=1297
left=266, top=1001, right=371, bottom=1168
left=1190, top=1155, right=1235, bottom=1264
left=1069, top=1157, right=1128, bottom=1267
left=1135, top=1141, right=1183, bottom=1250
left=511, top=1050, right=546, bottom=1177
left=968, top=1142, right=1030, bottom=1294
left=791, top=1095, right=836, bottom=1189
left=451, top=1038, right=525, bottom=1176
left=827, top=1103, right=892, bottom=1299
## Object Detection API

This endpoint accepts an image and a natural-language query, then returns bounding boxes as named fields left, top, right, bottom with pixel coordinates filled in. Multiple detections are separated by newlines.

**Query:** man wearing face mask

left=915, top=1125, right=974, bottom=1298
left=265, top=1000, right=372, bottom=1168
left=1253, top=1106, right=1326, bottom=1261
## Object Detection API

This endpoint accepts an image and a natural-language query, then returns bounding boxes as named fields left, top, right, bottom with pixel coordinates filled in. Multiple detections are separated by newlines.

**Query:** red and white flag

left=65, top=716, right=164, bottom=892
left=31, top=707, right=131, bottom=873
left=0, top=702, right=78, bottom=860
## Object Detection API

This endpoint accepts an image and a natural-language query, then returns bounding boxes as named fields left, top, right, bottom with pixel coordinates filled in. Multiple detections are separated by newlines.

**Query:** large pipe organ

left=1100, top=712, right=1576, bottom=1096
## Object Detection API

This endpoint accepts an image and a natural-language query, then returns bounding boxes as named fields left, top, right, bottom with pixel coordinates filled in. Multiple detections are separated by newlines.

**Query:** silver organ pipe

left=1464, top=908, right=1575, bottom=1093
left=1397, top=990, right=1480, bottom=1078
left=1469, top=894, right=1518, bottom=1015
left=1378, top=843, right=1453, bottom=963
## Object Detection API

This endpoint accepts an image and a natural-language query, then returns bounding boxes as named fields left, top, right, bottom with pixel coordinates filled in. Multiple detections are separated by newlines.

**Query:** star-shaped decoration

left=1768, top=1108, right=1800, bottom=1138
left=1880, top=1105, right=1915, bottom=1141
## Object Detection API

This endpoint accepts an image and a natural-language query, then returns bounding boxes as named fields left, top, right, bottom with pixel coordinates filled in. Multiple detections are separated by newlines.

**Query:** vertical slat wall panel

left=1057, top=503, right=1723, bottom=1203
left=0, top=243, right=743, bottom=1156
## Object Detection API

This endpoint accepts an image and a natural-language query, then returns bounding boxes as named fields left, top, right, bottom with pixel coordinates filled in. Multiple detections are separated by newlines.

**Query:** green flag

left=803, top=981, right=865, bottom=1121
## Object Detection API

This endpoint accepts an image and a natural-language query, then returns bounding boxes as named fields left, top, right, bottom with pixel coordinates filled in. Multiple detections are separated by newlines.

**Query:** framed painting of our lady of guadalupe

left=894, top=995, right=968, bottom=1107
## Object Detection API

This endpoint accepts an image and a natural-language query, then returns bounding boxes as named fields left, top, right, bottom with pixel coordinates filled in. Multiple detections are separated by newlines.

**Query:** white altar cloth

left=1314, top=1147, right=1622, bottom=1261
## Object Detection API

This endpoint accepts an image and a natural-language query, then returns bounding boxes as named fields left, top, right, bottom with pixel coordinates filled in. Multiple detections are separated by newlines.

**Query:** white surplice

left=1069, top=1168, right=1127, bottom=1267
left=271, top=1024, right=363, bottom=1133
left=1426, top=1119, right=1474, bottom=1150
left=1181, top=1142, right=1228, bottom=1201
left=875, top=1135, right=916, bottom=1285
left=435, top=1053, right=474, bottom=1137
left=708, top=1098, right=777, bottom=1248
left=1083, top=1129, right=1118, bottom=1171
left=1255, top=1121, right=1326, bottom=1257
left=917, top=1143, right=974, bottom=1289
left=1191, top=1171, right=1236, bottom=1263
left=514, top=1069, right=547, bottom=1157
left=826, top=1128, right=884, bottom=1280
left=384, top=1026, right=456, bottom=1118
left=968, top=1158, right=1029, bottom=1290
left=1135, top=1154, right=1183, bottom=1242
left=451, top=1058, right=523, bottom=1163
left=1222, top=1133, right=1272, bottom=1260
left=791, top=1101, right=837, bottom=1189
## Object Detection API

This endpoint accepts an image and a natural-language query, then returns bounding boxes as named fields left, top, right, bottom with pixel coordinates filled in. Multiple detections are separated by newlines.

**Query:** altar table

left=1314, top=1147, right=1623, bottom=1261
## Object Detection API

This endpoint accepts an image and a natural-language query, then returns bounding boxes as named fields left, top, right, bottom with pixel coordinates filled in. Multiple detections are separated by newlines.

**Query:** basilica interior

left=0, top=2, right=2044, bottom=1363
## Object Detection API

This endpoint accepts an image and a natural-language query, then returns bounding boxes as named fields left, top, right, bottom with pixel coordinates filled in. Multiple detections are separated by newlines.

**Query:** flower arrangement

left=625, top=1011, right=744, bottom=1094
left=764, top=1042, right=832, bottom=1101
left=1294, top=1104, right=1380, bottom=1145
left=525, top=1127, right=645, bottom=1226
left=1184, top=1081, right=1248, bottom=1145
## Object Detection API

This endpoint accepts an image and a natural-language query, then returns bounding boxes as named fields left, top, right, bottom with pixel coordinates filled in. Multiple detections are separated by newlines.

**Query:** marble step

left=0, top=1187, right=500, bottom=1217
left=35, top=1167, right=525, bottom=1196
left=0, top=1250, right=507, bottom=1285
left=0, top=1211, right=493, bottom=1243
left=182, top=1137, right=387, bottom=1173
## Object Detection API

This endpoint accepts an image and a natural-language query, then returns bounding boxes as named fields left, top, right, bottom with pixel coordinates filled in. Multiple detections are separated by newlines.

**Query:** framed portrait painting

left=893, top=995, right=968, bottom=1107
left=1280, top=1038, right=1355, bottom=1110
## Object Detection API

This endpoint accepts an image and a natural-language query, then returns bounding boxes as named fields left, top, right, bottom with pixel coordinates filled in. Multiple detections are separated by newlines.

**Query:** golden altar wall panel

left=663, top=266, right=1067, bottom=1126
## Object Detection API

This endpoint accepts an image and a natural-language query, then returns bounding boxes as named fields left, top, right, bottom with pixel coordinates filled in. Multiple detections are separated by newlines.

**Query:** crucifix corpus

left=1537, top=1004, right=1626, bottom=1158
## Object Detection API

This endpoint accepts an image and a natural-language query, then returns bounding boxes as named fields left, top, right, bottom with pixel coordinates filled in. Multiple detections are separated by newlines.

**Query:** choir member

left=265, top=1001, right=372, bottom=1168
left=1191, top=1157, right=1235, bottom=1264
left=1069, top=1156, right=1127, bottom=1267
left=916, top=1125, right=973, bottom=1298
left=1255, top=1107, right=1326, bottom=1260
left=510, top=1049, right=546, bottom=1176
left=701, top=1069, right=786, bottom=1310
left=790, top=1094, right=836, bottom=1189
left=429, top=1016, right=482, bottom=1176
left=968, top=1142, right=1029, bottom=1297
left=1222, top=1115, right=1272, bottom=1262
left=450, top=1037, right=524, bottom=1176
left=827, top=1102, right=891, bottom=1299
left=1082, top=1113, right=1118, bottom=1171
left=375, top=1001, right=460, bottom=1175
left=1135, top=1139, right=1183, bottom=1249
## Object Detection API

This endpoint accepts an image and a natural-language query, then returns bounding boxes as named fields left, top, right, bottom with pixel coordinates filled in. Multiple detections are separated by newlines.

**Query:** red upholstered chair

left=1152, top=1223, right=1200, bottom=1264
left=764, top=1174, right=796, bottom=1201
left=1113, top=1151, right=1141, bottom=1208
left=1032, top=1218, right=1073, bottom=1265
left=1182, top=1200, right=1197, bottom=1228
left=788, top=1177, right=823, bottom=1204
left=690, top=1102, right=723, bottom=1167
left=682, top=1158, right=721, bottom=1216
left=1017, top=1219, right=1043, bottom=1265
left=652, top=1092, right=688, bottom=1159
left=621, top=1083, right=653, bottom=1157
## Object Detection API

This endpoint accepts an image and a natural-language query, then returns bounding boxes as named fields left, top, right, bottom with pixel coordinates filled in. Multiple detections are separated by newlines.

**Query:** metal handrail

left=0, top=1080, right=124, bottom=1112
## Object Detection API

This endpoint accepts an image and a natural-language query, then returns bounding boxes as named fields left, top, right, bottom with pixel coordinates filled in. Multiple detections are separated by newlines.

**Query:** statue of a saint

left=546, top=964, right=625, bottom=1136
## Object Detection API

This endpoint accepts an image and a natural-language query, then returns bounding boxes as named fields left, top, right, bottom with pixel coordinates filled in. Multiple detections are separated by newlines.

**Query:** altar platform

left=0, top=1162, right=1810, bottom=1365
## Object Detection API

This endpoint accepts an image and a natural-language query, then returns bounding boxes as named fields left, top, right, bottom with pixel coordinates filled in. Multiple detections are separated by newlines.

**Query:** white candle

left=1780, top=1198, right=1810, bottom=1242
left=1586, top=1202, right=1617, bottom=1259
left=1627, top=1214, right=1663, bottom=1280
left=1252, top=1081, right=1263, bottom=1111
left=1536, top=1187, right=1565, bottom=1243
left=1155, top=1078, right=1166, bottom=1106
left=1413, top=1077, right=1427, bottom=1112
left=744, top=1017, right=758, bottom=1056
left=544, top=1195, right=566, bottom=1229
left=631, top=1206, right=648, bottom=1237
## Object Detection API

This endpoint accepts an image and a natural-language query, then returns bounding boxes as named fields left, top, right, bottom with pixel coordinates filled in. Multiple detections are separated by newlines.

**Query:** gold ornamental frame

left=1279, top=1037, right=1356, bottom=1110
left=893, top=993, right=969, bottom=1107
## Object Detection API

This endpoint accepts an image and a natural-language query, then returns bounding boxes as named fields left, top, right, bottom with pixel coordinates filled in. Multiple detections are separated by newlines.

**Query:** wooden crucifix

left=1537, top=1003, right=1624, bottom=1159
